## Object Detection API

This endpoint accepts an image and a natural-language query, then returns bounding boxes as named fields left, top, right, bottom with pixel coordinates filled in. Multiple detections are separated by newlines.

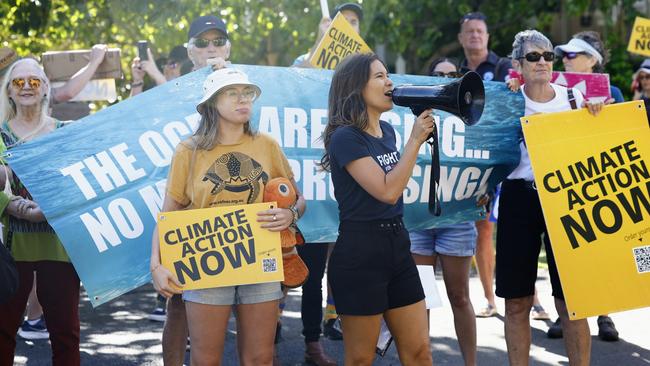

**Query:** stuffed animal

left=263, top=177, right=308, bottom=288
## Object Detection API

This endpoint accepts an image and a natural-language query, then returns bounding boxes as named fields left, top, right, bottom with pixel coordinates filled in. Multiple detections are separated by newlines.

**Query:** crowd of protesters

left=0, top=3, right=647, bottom=366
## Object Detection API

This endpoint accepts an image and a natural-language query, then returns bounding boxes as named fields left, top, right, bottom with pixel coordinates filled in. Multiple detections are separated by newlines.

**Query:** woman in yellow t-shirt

left=150, top=68, right=305, bottom=366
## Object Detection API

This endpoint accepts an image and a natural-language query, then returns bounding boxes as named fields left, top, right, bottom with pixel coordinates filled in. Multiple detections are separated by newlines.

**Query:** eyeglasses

left=562, top=51, right=588, bottom=60
left=165, top=61, right=178, bottom=69
left=192, top=37, right=228, bottom=48
left=431, top=71, right=463, bottom=78
left=520, top=51, right=555, bottom=63
left=221, top=88, right=258, bottom=102
left=638, top=74, right=650, bottom=81
left=10, top=77, right=42, bottom=90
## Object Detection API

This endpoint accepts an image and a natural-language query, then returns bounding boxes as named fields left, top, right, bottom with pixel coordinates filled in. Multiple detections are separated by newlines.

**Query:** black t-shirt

left=460, top=50, right=512, bottom=82
left=328, top=120, right=403, bottom=221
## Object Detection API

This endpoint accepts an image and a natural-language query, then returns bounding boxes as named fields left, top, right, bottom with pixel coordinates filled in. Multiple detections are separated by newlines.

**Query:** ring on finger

left=272, top=214, right=277, bottom=221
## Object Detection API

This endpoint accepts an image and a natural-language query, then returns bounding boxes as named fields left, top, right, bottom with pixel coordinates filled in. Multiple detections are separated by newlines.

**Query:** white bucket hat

left=554, top=38, right=603, bottom=64
left=196, top=68, right=261, bottom=112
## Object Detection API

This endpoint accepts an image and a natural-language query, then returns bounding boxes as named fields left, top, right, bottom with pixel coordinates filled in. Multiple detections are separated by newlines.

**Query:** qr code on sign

left=633, top=245, right=650, bottom=274
left=263, top=258, right=277, bottom=273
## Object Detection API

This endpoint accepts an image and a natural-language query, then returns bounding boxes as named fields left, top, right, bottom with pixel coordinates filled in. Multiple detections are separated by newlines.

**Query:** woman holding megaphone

left=320, top=53, right=434, bottom=365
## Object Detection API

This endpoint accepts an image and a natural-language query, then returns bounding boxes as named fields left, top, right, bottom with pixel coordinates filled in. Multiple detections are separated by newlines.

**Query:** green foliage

left=0, top=0, right=645, bottom=100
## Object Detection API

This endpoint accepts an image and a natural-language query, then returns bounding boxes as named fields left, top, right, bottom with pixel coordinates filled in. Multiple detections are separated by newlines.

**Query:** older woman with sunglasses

left=0, top=58, right=81, bottom=366
left=496, top=30, right=602, bottom=366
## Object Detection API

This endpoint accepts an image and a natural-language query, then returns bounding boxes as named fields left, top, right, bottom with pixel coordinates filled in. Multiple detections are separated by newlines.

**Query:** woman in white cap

left=551, top=30, right=622, bottom=342
left=555, top=31, right=624, bottom=104
left=149, top=68, right=305, bottom=366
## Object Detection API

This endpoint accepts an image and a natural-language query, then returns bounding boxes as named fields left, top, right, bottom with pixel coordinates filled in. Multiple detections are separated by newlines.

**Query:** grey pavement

left=13, top=270, right=650, bottom=365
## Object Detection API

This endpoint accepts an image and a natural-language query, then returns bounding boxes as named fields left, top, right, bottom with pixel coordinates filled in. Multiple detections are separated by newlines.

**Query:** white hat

left=554, top=38, right=603, bottom=64
left=196, top=68, right=261, bottom=112
left=637, top=59, right=650, bottom=75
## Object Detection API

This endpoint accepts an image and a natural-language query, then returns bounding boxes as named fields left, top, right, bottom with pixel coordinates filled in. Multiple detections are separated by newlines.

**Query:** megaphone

left=391, top=71, right=485, bottom=127
left=390, top=71, right=485, bottom=216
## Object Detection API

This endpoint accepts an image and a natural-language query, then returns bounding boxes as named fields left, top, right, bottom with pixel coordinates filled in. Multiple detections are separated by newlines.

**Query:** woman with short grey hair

left=495, top=29, right=602, bottom=366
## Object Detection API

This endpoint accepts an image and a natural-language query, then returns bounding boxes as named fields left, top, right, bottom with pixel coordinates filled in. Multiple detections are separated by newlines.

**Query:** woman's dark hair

left=319, top=53, right=386, bottom=171
left=573, top=31, right=608, bottom=73
left=427, top=57, right=458, bottom=76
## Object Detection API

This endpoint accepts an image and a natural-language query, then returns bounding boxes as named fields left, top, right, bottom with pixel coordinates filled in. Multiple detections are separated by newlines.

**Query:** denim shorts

left=409, top=222, right=478, bottom=257
left=182, top=282, right=283, bottom=306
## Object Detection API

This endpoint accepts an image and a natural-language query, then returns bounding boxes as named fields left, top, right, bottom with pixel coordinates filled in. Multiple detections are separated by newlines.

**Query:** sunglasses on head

left=10, top=77, right=42, bottom=90
left=460, top=12, right=487, bottom=24
left=192, top=37, right=228, bottom=48
left=520, top=51, right=555, bottom=63
left=562, top=51, right=587, bottom=60
left=431, top=71, right=463, bottom=78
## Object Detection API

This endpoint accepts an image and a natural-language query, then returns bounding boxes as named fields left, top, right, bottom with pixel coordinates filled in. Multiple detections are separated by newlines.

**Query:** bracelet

left=131, top=81, right=144, bottom=88
left=289, top=206, right=299, bottom=224
left=150, top=263, right=161, bottom=272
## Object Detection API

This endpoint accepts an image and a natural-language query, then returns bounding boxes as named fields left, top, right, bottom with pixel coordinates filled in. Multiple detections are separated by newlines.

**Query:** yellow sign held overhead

left=627, top=16, right=650, bottom=57
left=309, top=12, right=372, bottom=70
left=158, top=202, right=283, bottom=291
left=522, top=101, right=650, bottom=319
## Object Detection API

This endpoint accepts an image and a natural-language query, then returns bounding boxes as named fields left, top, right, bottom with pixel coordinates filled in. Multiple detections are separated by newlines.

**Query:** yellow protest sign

left=158, top=202, right=283, bottom=291
left=627, top=16, right=650, bottom=57
left=309, top=12, right=372, bottom=69
left=522, top=101, right=650, bottom=319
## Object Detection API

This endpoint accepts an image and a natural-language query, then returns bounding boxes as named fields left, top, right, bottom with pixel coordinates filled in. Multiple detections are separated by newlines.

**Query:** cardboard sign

left=158, top=202, right=283, bottom=291
left=42, top=48, right=122, bottom=82
left=509, top=70, right=611, bottom=102
left=309, top=12, right=372, bottom=69
left=522, top=101, right=650, bottom=319
left=51, top=79, right=117, bottom=103
left=627, top=16, right=650, bottom=57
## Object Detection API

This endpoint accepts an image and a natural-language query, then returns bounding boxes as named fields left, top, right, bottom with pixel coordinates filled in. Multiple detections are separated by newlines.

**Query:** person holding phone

left=130, top=15, right=231, bottom=98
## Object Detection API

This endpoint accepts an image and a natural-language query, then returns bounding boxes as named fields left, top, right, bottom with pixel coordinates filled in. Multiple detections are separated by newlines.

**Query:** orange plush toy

left=263, top=177, right=308, bottom=288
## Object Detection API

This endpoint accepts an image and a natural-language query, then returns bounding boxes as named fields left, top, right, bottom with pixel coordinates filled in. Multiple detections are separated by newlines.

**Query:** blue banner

left=6, top=64, right=524, bottom=306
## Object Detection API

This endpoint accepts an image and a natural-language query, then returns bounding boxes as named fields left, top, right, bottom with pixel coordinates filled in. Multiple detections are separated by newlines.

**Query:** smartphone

left=137, top=40, right=148, bottom=61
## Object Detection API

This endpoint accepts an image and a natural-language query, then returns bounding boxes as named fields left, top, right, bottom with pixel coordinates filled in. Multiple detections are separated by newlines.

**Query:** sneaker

left=547, top=317, right=563, bottom=339
left=17, top=316, right=49, bottom=340
left=597, top=316, right=619, bottom=342
left=531, top=304, right=550, bottom=320
left=147, top=307, right=167, bottom=322
left=323, top=319, right=343, bottom=341
left=476, top=303, right=498, bottom=318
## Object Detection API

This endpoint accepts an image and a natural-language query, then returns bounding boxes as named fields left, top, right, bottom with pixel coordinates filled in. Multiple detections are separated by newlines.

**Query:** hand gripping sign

left=158, top=202, right=284, bottom=290
left=522, top=101, right=650, bottom=319
left=309, top=12, right=372, bottom=70
left=508, top=70, right=612, bottom=103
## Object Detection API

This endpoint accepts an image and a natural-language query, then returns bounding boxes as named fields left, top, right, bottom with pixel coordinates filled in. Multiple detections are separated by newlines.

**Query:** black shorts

left=328, top=217, right=425, bottom=315
left=495, top=179, right=564, bottom=300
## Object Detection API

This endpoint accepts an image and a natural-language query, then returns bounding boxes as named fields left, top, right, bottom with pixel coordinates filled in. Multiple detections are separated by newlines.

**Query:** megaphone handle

left=428, top=129, right=441, bottom=216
